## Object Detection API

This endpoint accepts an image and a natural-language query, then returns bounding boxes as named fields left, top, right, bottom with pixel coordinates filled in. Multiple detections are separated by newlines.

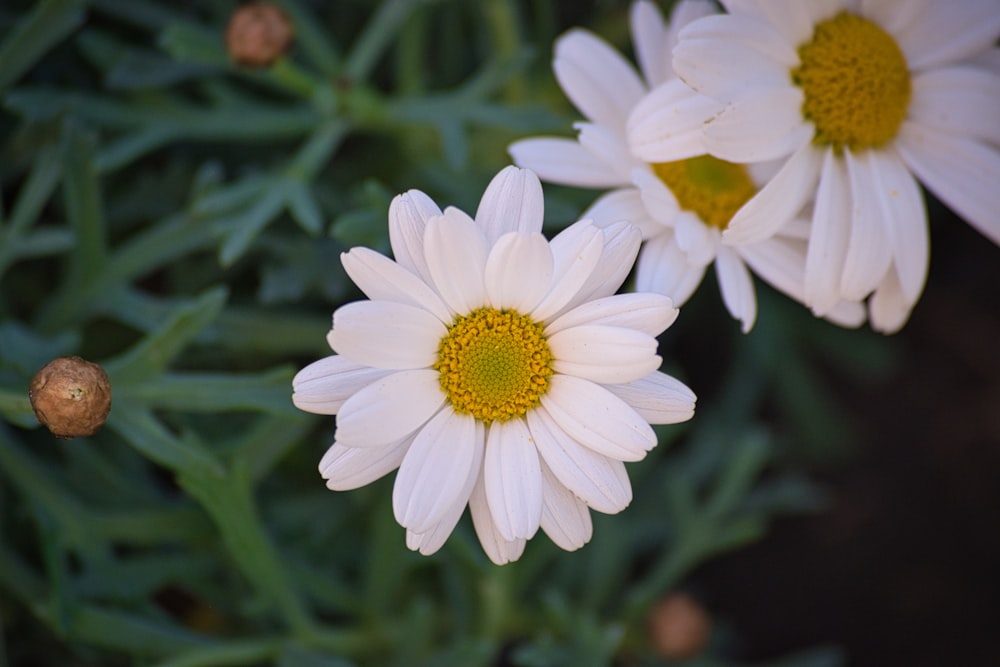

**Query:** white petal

left=825, top=299, right=868, bottom=329
left=319, top=437, right=411, bottom=491
left=329, top=301, right=445, bottom=370
left=550, top=325, right=661, bottom=384
left=869, top=268, right=914, bottom=334
left=634, top=233, right=707, bottom=306
left=554, top=29, right=646, bottom=131
left=805, top=150, right=851, bottom=316
left=475, top=166, right=544, bottom=245
left=726, top=0, right=844, bottom=46
left=673, top=14, right=798, bottom=101
left=582, top=188, right=662, bottom=239
left=632, top=167, right=681, bottom=226
left=530, top=221, right=605, bottom=322
left=469, top=469, right=526, bottom=565
left=388, top=190, right=441, bottom=284
left=897, top=122, right=1000, bottom=246
left=577, top=122, right=638, bottom=183
left=674, top=211, right=718, bottom=267
left=888, top=0, right=1000, bottom=71
left=738, top=235, right=809, bottom=305
left=715, top=245, right=758, bottom=333
left=604, top=370, right=696, bottom=425
left=568, top=221, right=644, bottom=305
left=404, top=420, right=484, bottom=556
left=527, top=407, right=633, bottom=514
left=628, top=79, right=720, bottom=162
left=666, top=0, right=722, bottom=56
left=539, top=461, right=593, bottom=551
left=869, top=149, right=928, bottom=303
left=724, top=142, right=823, bottom=244
left=840, top=150, right=892, bottom=301
left=335, top=369, right=444, bottom=447
left=424, top=209, right=488, bottom=313
left=292, top=355, right=393, bottom=415
left=483, top=419, right=543, bottom=541
left=703, top=88, right=813, bottom=163
left=341, top=247, right=451, bottom=323
left=483, top=232, right=553, bottom=313
left=541, top=375, right=657, bottom=462
left=392, top=408, right=481, bottom=533
left=545, top=292, right=678, bottom=337
left=909, top=66, right=1000, bottom=146
left=630, top=0, right=670, bottom=87
left=509, top=137, right=625, bottom=188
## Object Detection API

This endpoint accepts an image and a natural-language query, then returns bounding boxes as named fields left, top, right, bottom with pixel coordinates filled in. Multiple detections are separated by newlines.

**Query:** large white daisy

left=510, top=0, right=865, bottom=332
left=672, top=0, right=1000, bottom=332
left=292, top=166, right=696, bottom=565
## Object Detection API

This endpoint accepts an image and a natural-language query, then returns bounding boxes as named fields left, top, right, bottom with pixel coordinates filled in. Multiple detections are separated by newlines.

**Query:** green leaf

left=118, top=368, right=298, bottom=415
left=0, top=0, right=86, bottom=92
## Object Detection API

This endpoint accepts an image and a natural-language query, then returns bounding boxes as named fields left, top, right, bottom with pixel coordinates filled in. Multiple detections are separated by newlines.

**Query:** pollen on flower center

left=651, top=156, right=756, bottom=230
left=434, top=307, right=553, bottom=423
left=792, top=11, right=910, bottom=152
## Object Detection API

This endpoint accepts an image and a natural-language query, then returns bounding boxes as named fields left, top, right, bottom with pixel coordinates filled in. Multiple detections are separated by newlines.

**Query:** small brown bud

left=647, top=592, right=712, bottom=661
left=29, top=356, right=111, bottom=439
left=225, top=3, right=294, bottom=67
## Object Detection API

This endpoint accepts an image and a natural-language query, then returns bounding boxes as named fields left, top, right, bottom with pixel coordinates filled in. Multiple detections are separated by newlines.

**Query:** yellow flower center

left=651, top=156, right=756, bottom=230
left=792, top=11, right=911, bottom=152
left=434, top=307, right=553, bottom=423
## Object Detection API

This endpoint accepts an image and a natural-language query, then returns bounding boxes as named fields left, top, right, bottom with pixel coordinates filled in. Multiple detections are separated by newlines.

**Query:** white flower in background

left=511, top=0, right=865, bottom=332
left=293, top=166, right=695, bottom=565
left=672, top=0, right=1000, bottom=332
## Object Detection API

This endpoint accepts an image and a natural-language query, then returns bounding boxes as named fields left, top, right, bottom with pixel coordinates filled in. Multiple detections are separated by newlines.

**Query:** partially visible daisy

left=672, top=0, right=1000, bottom=332
left=292, top=166, right=695, bottom=565
left=511, top=0, right=864, bottom=332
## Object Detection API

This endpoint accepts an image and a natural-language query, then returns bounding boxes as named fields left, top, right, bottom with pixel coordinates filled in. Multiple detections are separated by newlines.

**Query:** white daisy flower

left=511, top=0, right=864, bottom=332
left=292, top=166, right=696, bottom=565
left=672, top=0, right=1000, bottom=332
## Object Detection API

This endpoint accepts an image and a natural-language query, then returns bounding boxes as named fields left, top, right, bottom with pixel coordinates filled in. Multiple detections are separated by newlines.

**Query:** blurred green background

left=1, top=1, right=997, bottom=666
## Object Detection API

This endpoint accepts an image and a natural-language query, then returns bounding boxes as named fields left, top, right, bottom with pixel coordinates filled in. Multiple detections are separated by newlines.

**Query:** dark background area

left=698, top=200, right=1000, bottom=667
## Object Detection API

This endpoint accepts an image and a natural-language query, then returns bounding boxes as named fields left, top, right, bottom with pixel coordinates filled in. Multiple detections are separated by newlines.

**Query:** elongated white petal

left=715, top=245, right=758, bottom=333
left=554, top=29, right=646, bottom=130
left=870, top=149, right=928, bottom=303
left=475, top=166, right=544, bottom=245
left=633, top=168, right=681, bottom=226
left=388, top=190, right=441, bottom=284
left=292, top=355, right=393, bottom=415
left=805, top=151, right=851, bottom=316
left=628, top=79, right=719, bottom=162
left=330, top=301, right=445, bottom=370
left=887, top=0, right=1000, bottom=70
left=393, top=409, right=481, bottom=533
left=320, top=437, right=411, bottom=491
left=484, top=232, right=553, bottom=313
left=470, top=469, right=526, bottom=565
left=674, top=212, right=718, bottom=267
left=630, top=1, right=669, bottom=87
left=840, top=150, right=892, bottom=301
left=404, top=420, right=484, bottom=556
left=531, top=222, right=605, bottom=322
left=634, top=233, right=706, bottom=306
left=509, top=137, right=625, bottom=188
left=577, top=122, right=638, bottom=183
left=604, top=370, right=696, bottom=425
left=726, top=0, right=843, bottom=46
left=897, top=122, right=1000, bottom=246
left=738, top=236, right=808, bottom=304
left=424, top=209, right=488, bottom=314
left=341, top=247, right=451, bottom=323
left=869, top=268, right=914, bottom=334
left=335, top=370, right=444, bottom=447
left=484, top=419, right=543, bottom=541
left=528, top=407, right=633, bottom=514
left=582, top=188, right=662, bottom=239
left=569, top=221, right=643, bottom=306
left=545, top=292, right=677, bottom=338
left=724, top=142, right=823, bottom=244
left=550, top=325, right=661, bottom=384
left=539, top=461, right=593, bottom=551
left=703, top=88, right=813, bottom=163
left=541, top=375, right=657, bottom=462
left=909, top=66, right=1000, bottom=146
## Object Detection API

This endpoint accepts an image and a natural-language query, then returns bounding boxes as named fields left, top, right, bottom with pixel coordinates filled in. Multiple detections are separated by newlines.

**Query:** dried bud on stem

left=647, top=592, right=712, bottom=660
left=225, top=3, right=294, bottom=67
left=29, top=356, right=112, bottom=439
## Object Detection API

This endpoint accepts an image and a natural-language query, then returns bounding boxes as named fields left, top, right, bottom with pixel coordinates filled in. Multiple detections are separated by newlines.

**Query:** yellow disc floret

left=434, top=307, right=553, bottom=423
left=792, top=11, right=910, bottom=152
left=652, top=156, right=756, bottom=230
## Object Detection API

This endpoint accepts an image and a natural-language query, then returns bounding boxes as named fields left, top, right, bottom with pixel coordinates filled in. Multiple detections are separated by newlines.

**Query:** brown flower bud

left=647, top=592, right=712, bottom=661
left=29, top=356, right=111, bottom=439
left=225, top=3, right=294, bottom=67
